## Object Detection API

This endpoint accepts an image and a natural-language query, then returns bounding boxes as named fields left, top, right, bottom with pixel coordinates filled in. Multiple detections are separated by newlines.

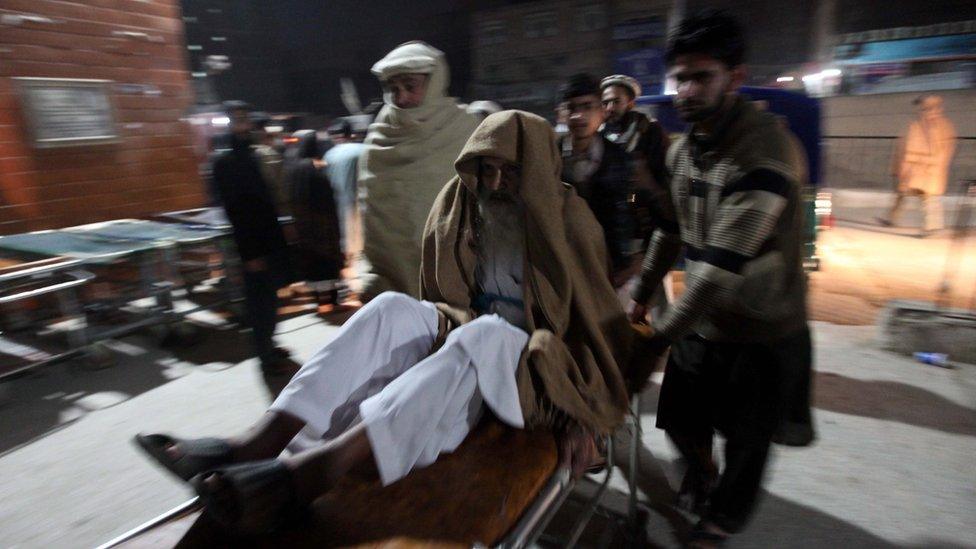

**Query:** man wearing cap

left=601, top=75, right=672, bottom=244
left=357, top=41, right=480, bottom=301
left=557, top=73, right=639, bottom=290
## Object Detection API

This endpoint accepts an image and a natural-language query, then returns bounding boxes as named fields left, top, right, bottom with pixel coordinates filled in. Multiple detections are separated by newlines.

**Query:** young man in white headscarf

left=356, top=41, right=480, bottom=300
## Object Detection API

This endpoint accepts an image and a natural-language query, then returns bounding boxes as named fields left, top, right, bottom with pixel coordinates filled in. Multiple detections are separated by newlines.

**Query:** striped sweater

left=632, top=96, right=809, bottom=343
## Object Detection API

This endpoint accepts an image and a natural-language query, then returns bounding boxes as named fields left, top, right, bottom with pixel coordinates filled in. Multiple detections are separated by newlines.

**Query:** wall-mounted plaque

left=14, top=77, right=118, bottom=148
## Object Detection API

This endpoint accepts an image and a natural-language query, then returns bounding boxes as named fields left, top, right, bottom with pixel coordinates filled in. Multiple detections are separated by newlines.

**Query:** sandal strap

left=690, top=523, right=729, bottom=546
left=195, top=459, right=297, bottom=534
left=134, top=434, right=233, bottom=482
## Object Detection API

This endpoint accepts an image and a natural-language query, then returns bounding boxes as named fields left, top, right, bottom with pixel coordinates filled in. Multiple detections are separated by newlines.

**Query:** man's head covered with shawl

left=422, top=110, right=650, bottom=435
left=370, top=40, right=459, bottom=127
left=357, top=41, right=479, bottom=299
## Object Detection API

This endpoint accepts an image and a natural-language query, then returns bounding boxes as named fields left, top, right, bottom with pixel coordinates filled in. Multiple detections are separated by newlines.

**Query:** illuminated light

left=283, top=137, right=300, bottom=144
left=264, top=125, right=284, bottom=133
left=802, top=73, right=822, bottom=83
left=191, top=71, right=207, bottom=78
left=821, top=68, right=842, bottom=77
left=664, top=89, right=677, bottom=95
left=776, top=76, right=794, bottom=82
left=187, top=45, right=202, bottom=51
left=211, top=116, right=230, bottom=126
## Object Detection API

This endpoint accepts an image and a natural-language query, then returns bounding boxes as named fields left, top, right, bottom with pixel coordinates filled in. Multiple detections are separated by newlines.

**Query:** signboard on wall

left=14, top=77, right=118, bottom=148
left=613, top=48, right=665, bottom=96
left=612, top=17, right=666, bottom=41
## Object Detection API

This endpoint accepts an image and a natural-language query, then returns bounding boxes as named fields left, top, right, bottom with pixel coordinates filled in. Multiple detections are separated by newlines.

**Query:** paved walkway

left=808, top=225, right=976, bottom=325
left=0, top=223, right=974, bottom=548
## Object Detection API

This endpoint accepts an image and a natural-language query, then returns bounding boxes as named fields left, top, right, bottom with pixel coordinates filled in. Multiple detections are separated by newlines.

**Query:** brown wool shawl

left=420, top=110, right=642, bottom=434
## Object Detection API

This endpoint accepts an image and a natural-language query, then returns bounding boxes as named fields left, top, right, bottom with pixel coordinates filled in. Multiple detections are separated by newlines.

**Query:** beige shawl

left=358, top=41, right=480, bottom=299
left=421, top=110, right=645, bottom=434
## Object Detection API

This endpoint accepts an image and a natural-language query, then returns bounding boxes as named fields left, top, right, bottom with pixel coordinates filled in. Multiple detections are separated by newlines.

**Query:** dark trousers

left=657, top=328, right=812, bottom=533
left=242, top=267, right=281, bottom=366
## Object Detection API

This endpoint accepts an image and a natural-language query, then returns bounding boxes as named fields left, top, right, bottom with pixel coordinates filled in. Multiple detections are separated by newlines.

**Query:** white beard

left=477, top=197, right=524, bottom=256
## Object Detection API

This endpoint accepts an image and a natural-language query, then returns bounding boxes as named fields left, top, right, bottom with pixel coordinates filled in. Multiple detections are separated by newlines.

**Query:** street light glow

left=777, top=76, right=795, bottom=82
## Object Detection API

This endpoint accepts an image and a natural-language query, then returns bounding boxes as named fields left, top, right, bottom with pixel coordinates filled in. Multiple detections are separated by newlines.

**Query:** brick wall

left=0, top=0, right=205, bottom=236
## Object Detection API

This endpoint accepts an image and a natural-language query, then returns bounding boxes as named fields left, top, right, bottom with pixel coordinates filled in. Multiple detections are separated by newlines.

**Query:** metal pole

left=937, top=180, right=975, bottom=310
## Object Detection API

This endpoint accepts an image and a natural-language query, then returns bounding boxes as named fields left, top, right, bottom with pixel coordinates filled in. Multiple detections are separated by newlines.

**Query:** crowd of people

left=137, top=11, right=817, bottom=548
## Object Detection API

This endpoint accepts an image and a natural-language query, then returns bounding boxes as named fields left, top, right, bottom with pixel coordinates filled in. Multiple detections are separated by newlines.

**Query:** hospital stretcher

left=97, top=397, right=648, bottom=549
left=0, top=252, right=96, bottom=379
left=0, top=230, right=176, bottom=378
left=66, top=219, right=238, bottom=310
left=0, top=221, right=227, bottom=379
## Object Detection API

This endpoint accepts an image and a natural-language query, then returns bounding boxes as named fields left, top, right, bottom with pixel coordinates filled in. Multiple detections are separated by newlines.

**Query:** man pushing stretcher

left=134, top=111, right=662, bottom=534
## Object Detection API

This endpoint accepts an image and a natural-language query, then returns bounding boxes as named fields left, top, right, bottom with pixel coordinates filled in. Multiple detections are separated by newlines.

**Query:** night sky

left=234, top=0, right=480, bottom=116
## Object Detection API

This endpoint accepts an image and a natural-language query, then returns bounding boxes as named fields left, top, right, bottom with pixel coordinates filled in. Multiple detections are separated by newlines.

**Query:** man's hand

left=611, top=258, right=641, bottom=289
left=628, top=300, right=649, bottom=325
left=282, top=223, right=298, bottom=243
left=558, top=423, right=601, bottom=479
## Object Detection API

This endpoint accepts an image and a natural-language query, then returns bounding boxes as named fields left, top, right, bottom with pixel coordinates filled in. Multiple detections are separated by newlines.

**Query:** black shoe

left=134, top=434, right=234, bottom=482
left=192, top=459, right=303, bottom=534
left=676, top=466, right=717, bottom=516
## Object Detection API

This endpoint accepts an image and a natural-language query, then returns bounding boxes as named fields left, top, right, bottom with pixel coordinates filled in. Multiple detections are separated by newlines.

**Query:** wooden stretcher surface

left=115, top=419, right=557, bottom=548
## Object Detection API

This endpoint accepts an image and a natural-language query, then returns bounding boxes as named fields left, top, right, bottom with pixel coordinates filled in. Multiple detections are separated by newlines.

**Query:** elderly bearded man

left=135, top=111, right=649, bottom=534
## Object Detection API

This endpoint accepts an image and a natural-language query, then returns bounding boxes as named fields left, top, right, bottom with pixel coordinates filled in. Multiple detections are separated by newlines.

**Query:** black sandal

left=192, top=459, right=300, bottom=534
left=134, top=434, right=233, bottom=482
left=676, top=466, right=717, bottom=516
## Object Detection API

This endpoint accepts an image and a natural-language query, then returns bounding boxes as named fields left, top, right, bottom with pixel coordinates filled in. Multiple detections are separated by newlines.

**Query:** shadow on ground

left=813, top=371, right=976, bottom=436
left=0, top=323, right=256, bottom=456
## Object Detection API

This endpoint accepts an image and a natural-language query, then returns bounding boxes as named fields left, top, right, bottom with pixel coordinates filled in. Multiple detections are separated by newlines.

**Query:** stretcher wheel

left=157, top=322, right=202, bottom=347
left=82, top=342, right=115, bottom=370
left=225, top=301, right=245, bottom=319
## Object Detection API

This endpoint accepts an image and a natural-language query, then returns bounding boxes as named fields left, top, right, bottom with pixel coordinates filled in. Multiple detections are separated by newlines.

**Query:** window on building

left=574, top=5, right=607, bottom=32
left=480, top=21, right=509, bottom=46
left=524, top=11, right=559, bottom=38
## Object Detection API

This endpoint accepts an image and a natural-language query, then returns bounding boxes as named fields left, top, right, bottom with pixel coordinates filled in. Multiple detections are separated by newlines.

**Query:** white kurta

left=270, top=292, right=527, bottom=486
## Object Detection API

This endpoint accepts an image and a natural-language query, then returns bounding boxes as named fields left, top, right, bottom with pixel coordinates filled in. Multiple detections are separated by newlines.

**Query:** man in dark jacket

left=211, top=101, right=293, bottom=375
left=600, top=74, right=672, bottom=244
left=557, top=73, right=637, bottom=288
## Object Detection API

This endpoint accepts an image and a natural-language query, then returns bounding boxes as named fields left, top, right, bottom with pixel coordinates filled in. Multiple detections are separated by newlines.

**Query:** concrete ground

left=0, top=223, right=974, bottom=548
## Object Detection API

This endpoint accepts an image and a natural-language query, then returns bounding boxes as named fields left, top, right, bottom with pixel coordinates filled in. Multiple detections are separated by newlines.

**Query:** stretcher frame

left=96, top=394, right=649, bottom=549
left=0, top=229, right=180, bottom=379
left=0, top=255, right=98, bottom=380
left=67, top=218, right=241, bottom=317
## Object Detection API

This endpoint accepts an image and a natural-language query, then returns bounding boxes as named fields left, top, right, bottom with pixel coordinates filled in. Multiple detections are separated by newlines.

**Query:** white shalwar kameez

left=269, top=289, right=528, bottom=486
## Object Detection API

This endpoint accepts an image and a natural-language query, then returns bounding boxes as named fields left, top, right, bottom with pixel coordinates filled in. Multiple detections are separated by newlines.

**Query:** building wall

left=835, top=0, right=976, bottom=35
left=685, top=0, right=819, bottom=84
left=182, top=0, right=290, bottom=110
left=470, top=0, right=671, bottom=117
left=0, top=0, right=204, bottom=236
